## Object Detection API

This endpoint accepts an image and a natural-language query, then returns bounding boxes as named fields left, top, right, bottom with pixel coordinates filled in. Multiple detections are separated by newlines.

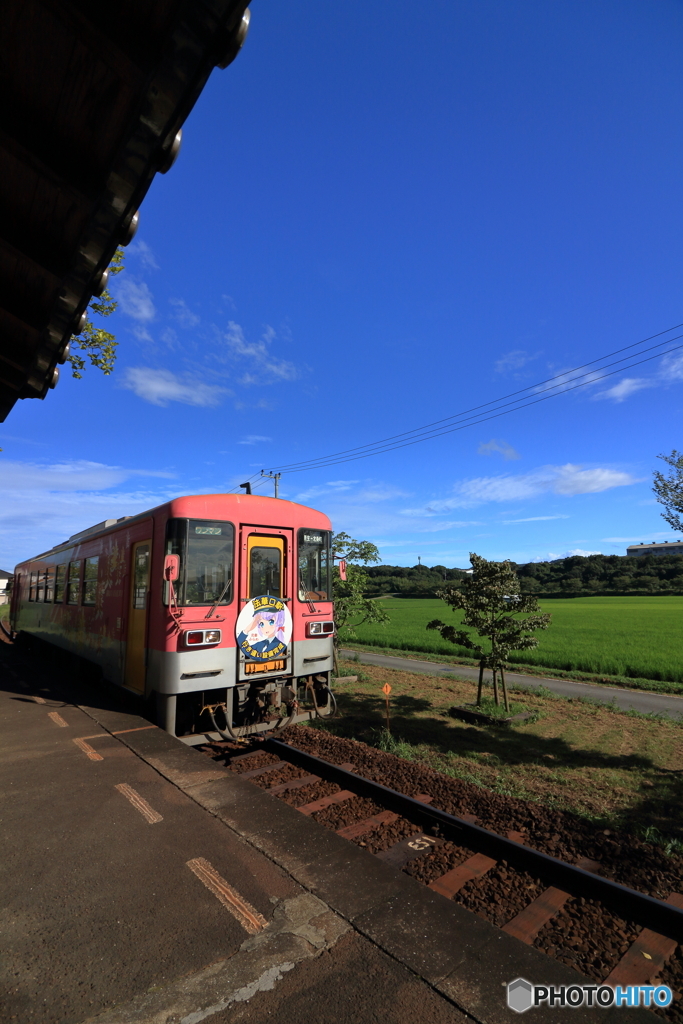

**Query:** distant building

left=0, top=570, right=12, bottom=605
left=627, top=541, right=683, bottom=558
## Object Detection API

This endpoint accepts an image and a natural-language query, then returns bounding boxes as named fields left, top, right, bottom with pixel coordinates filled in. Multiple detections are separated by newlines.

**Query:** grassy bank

left=323, top=660, right=683, bottom=850
left=348, top=595, right=683, bottom=683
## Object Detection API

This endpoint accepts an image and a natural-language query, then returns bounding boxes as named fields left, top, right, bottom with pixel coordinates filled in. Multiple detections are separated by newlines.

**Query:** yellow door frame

left=246, top=534, right=284, bottom=598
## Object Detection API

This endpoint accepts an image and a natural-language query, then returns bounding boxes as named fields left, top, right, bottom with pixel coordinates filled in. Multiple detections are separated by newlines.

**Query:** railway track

left=200, top=729, right=683, bottom=1017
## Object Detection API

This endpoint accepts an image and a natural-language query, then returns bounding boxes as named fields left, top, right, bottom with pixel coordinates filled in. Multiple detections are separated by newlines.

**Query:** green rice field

left=349, top=596, right=683, bottom=683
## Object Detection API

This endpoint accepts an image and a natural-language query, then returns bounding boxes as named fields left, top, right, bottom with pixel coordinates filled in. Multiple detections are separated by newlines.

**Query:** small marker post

left=382, top=683, right=391, bottom=733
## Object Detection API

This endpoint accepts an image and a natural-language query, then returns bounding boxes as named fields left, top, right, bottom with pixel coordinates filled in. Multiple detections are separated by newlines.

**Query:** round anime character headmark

left=235, top=595, right=292, bottom=662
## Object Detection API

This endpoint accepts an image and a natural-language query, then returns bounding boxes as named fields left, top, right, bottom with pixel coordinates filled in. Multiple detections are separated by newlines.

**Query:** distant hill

left=364, top=564, right=468, bottom=598
left=365, top=553, right=683, bottom=597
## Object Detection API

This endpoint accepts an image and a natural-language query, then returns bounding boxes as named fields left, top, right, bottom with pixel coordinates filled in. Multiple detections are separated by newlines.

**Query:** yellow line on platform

left=73, top=737, right=104, bottom=761
left=115, top=783, right=163, bottom=824
left=186, top=857, right=267, bottom=934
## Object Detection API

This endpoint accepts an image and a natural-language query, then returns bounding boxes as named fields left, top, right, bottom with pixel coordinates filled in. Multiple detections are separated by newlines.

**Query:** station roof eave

left=0, top=0, right=250, bottom=422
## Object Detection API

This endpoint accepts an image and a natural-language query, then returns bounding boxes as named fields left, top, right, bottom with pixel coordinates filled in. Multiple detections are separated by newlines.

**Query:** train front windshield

left=165, top=519, right=234, bottom=605
left=298, top=529, right=332, bottom=600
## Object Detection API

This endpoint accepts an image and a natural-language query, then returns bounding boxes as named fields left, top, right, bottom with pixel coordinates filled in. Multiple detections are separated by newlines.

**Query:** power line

left=275, top=336, right=683, bottom=473
left=264, top=325, right=683, bottom=475
left=287, top=342, right=683, bottom=470
left=225, top=470, right=265, bottom=495
left=273, top=324, right=683, bottom=472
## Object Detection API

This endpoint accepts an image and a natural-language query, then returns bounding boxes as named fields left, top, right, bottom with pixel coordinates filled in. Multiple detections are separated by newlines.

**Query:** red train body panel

left=12, top=493, right=335, bottom=738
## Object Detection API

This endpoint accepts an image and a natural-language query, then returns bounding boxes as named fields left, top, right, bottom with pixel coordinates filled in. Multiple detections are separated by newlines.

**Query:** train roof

left=16, top=493, right=333, bottom=566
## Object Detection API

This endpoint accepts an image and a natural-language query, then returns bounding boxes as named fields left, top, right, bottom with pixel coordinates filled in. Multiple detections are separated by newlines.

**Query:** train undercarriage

left=158, top=672, right=336, bottom=742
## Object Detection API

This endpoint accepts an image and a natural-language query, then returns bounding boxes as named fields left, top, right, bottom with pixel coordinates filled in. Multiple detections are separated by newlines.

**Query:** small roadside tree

left=653, top=450, right=683, bottom=533
left=68, top=247, right=125, bottom=378
left=427, top=552, right=551, bottom=712
left=332, top=532, right=389, bottom=675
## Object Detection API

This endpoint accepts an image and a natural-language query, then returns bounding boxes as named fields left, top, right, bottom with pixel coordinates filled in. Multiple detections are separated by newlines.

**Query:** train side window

left=83, top=557, right=99, bottom=606
left=29, top=571, right=37, bottom=602
left=67, top=561, right=81, bottom=605
left=298, top=529, right=332, bottom=601
left=132, top=546, right=149, bottom=609
left=54, top=565, right=66, bottom=603
left=36, top=571, right=45, bottom=603
left=45, top=567, right=55, bottom=603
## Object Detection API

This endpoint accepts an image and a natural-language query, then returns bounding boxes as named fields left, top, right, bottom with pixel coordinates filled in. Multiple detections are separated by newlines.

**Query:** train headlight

left=185, top=629, right=221, bottom=646
left=306, top=621, right=334, bottom=637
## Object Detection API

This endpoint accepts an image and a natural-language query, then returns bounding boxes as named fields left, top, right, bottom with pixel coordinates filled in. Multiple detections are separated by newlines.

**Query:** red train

left=11, top=493, right=336, bottom=740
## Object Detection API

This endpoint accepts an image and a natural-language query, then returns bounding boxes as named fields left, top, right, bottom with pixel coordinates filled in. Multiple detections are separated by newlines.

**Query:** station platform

left=0, top=638, right=653, bottom=1024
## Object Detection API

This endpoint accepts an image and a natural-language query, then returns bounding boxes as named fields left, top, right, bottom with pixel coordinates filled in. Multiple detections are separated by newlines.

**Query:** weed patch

left=322, top=659, right=683, bottom=851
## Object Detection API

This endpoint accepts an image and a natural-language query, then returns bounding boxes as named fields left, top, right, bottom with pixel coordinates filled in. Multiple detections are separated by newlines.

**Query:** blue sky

left=3, top=0, right=683, bottom=570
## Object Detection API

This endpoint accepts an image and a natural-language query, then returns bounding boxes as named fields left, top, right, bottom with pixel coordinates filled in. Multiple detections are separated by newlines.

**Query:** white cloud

left=0, top=459, right=171, bottom=492
left=662, top=349, right=683, bottom=380
left=0, top=433, right=46, bottom=446
left=132, top=325, right=154, bottom=344
left=170, top=298, right=200, bottom=328
left=127, top=239, right=159, bottom=270
left=503, top=515, right=570, bottom=523
left=115, top=279, right=156, bottom=322
left=227, top=323, right=272, bottom=358
left=0, top=461, right=178, bottom=567
left=532, top=548, right=602, bottom=561
left=591, top=348, right=683, bottom=402
left=355, top=486, right=412, bottom=503
left=295, top=480, right=362, bottom=501
left=415, top=520, right=482, bottom=532
left=402, top=463, right=639, bottom=515
left=223, top=322, right=297, bottom=384
left=120, top=367, right=229, bottom=407
left=237, top=435, right=272, bottom=445
left=478, top=438, right=520, bottom=461
left=552, top=465, right=637, bottom=495
left=594, top=377, right=652, bottom=402
left=556, top=549, right=602, bottom=557
left=495, top=350, right=539, bottom=374
left=537, top=368, right=602, bottom=395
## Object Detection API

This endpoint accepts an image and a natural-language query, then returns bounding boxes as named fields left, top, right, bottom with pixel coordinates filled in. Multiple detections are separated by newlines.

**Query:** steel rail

left=266, top=737, right=683, bottom=943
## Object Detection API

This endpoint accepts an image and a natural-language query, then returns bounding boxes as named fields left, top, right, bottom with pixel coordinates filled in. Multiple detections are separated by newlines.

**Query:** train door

left=238, top=528, right=293, bottom=680
left=124, top=540, right=151, bottom=693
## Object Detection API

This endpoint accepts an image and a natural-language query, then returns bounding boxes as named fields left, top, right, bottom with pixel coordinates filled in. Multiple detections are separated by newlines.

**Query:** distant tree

left=332, top=532, right=389, bottom=673
left=68, top=248, right=125, bottom=378
left=427, top=553, right=551, bottom=712
left=653, top=450, right=683, bottom=534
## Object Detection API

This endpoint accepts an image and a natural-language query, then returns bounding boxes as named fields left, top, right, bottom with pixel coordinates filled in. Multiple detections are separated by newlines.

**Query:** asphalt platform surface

left=341, top=647, right=683, bottom=720
left=0, top=637, right=655, bottom=1024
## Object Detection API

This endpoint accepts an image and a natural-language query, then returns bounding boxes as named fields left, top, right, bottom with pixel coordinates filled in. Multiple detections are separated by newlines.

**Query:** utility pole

left=261, top=470, right=281, bottom=498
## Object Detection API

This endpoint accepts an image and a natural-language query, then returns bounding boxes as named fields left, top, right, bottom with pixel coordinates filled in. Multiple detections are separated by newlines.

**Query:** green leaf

left=68, top=247, right=125, bottom=379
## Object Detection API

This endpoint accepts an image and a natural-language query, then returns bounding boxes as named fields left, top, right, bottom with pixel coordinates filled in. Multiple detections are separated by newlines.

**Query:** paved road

left=340, top=648, right=683, bottom=720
